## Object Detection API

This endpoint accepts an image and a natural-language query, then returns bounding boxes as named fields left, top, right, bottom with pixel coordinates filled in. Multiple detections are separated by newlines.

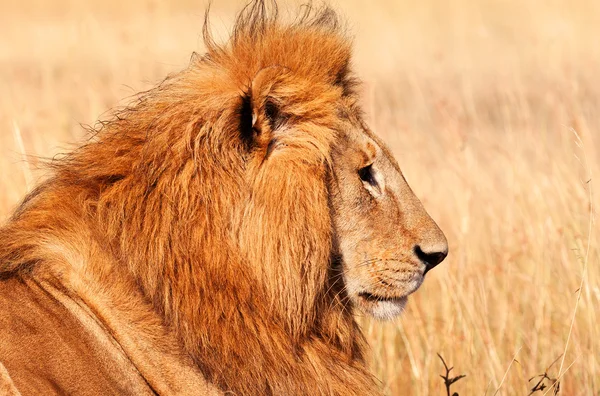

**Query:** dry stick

left=438, top=353, right=466, bottom=396
left=551, top=129, right=594, bottom=393
left=542, top=356, right=580, bottom=396
left=11, top=120, right=33, bottom=191
left=493, top=347, right=522, bottom=395
left=528, top=354, right=562, bottom=395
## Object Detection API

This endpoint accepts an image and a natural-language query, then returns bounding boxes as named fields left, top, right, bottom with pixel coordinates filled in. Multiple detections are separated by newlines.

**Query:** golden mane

left=0, top=1, right=380, bottom=394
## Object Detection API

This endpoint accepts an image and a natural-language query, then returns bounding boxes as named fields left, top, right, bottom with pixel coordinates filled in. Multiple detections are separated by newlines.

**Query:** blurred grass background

left=1, top=0, right=599, bottom=394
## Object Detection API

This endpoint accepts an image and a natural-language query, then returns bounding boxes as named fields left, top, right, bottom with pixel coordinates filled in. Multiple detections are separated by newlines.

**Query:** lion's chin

left=356, top=294, right=407, bottom=320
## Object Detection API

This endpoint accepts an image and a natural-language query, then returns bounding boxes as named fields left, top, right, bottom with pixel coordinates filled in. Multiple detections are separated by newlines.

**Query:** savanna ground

left=1, top=0, right=598, bottom=394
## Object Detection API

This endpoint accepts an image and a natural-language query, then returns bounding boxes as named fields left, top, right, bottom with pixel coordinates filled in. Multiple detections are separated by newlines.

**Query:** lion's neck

left=96, top=176, right=379, bottom=394
left=98, top=206, right=377, bottom=393
left=185, top=290, right=377, bottom=395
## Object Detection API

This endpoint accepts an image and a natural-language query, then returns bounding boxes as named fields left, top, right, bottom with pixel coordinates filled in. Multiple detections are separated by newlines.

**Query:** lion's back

left=0, top=276, right=155, bottom=396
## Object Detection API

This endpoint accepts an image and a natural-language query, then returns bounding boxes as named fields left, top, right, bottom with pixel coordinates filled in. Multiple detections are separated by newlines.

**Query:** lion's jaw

left=342, top=265, right=422, bottom=320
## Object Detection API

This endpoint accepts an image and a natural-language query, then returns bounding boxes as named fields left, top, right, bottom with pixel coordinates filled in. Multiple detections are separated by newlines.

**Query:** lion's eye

left=358, top=164, right=384, bottom=196
left=358, top=164, right=376, bottom=186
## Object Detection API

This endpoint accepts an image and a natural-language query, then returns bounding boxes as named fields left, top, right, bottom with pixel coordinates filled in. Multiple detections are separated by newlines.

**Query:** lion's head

left=235, top=61, right=448, bottom=323
left=329, top=120, right=448, bottom=320
left=220, top=9, right=448, bottom=323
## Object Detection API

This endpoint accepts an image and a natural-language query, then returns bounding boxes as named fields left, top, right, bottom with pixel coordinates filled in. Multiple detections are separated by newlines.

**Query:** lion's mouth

left=358, top=291, right=405, bottom=303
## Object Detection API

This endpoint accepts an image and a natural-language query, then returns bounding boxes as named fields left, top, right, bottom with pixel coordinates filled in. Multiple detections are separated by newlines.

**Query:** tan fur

left=0, top=1, right=447, bottom=395
left=0, top=362, right=20, bottom=396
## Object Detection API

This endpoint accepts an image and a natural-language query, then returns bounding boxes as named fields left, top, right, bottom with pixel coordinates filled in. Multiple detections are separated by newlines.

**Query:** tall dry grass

left=1, top=0, right=598, bottom=394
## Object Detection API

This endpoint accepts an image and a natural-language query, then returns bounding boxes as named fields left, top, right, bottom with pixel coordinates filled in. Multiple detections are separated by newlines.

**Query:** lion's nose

left=414, top=244, right=448, bottom=274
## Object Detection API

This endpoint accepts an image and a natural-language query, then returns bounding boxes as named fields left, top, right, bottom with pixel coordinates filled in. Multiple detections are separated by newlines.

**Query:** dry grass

left=1, top=0, right=598, bottom=394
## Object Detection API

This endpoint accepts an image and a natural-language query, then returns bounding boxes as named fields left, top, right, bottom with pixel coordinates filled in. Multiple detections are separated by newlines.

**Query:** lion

left=0, top=1, right=448, bottom=395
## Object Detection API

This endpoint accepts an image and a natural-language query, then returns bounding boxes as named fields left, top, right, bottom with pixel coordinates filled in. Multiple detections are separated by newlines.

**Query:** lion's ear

left=239, top=66, right=288, bottom=147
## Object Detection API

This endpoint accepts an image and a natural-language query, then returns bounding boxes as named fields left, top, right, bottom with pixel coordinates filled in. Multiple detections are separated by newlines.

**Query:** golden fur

left=0, top=1, right=447, bottom=394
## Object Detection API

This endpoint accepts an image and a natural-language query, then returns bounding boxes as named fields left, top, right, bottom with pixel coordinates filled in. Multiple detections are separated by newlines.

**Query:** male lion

left=0, top=1, right=448, bottom=395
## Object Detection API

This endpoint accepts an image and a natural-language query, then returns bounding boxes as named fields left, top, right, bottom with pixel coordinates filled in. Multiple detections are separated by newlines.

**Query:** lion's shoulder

left=0, top=276, right=154, bottom=395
